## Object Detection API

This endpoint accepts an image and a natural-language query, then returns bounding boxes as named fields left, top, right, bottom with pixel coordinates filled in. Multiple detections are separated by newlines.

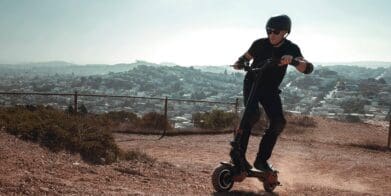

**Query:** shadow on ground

left=213, top=190, right=278, bottom=196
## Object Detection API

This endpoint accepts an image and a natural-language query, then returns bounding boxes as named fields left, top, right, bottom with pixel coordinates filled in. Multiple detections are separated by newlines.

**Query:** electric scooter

left=211, top=58, right=297, bottom=193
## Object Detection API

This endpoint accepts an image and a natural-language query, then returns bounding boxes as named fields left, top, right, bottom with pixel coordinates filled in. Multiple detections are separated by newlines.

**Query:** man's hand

left=279, top=55, right=293, bottom=66
left=233, top=53, right=253, bottom=70
left=292, top=57, right=314, bottom=74
left=233, top=63, right=244, bottom=70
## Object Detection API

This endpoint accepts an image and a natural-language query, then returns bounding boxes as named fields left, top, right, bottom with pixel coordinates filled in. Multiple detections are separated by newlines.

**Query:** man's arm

left=293, top=57, right=314, bottom=74
left=233, top=52, right=253, bottom=70
left=280, top=55, right=313, bottom=74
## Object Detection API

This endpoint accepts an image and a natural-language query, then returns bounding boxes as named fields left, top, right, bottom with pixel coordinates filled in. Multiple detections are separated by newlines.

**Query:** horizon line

left=1, top=59, right=391, bottom=67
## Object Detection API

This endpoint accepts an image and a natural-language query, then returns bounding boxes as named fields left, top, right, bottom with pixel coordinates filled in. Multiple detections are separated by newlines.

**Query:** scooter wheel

left=211, top=164, right=234, bottom=192
left=263, top=182, right=277, bottom=192
left=263, top=172, right=279, bottom=192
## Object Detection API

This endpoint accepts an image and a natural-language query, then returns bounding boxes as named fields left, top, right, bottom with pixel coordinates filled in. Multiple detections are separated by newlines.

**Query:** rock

left=105, top=177, right=112, bottom=182
left=39, top=187, right=50, bottom=192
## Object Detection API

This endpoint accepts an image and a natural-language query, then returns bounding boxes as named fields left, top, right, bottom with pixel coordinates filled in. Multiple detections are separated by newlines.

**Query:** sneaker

left=230, top=151, right=252, bottom=170
left=243, top=159, right=253, bottom=170
left=229, top=142, right=252, bottom=171
left=253, top=160, right=274, bottom=172
left=231, top=158, right=252, bottom=172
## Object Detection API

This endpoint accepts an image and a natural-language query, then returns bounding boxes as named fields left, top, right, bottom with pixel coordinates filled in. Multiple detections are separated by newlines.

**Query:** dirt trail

left=117, top=117, right=391, bottom=195
left=1, top=117, right=390, bottom=195
left=117, top=133, right=390, bottom=195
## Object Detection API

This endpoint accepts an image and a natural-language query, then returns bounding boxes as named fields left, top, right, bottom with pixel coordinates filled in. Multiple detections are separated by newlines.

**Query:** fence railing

left=389, top=121, right=391, bottom=149
left=0, top=91, right=239, bottom=112
left=0, top=91, right=240, bottom=139
left=0, top=91, right=390, bottom=149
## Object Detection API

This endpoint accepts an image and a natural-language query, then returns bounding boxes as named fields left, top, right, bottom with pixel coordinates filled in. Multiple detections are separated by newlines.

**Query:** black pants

left=237, top=78, right=286, bottom=163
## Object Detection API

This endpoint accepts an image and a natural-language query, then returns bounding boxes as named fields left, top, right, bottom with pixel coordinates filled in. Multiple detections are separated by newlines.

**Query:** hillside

left=0, top=131, right=208, bottom=195
left=1, top=63, right=390, bottom=121
left=1, top=117, right=390, bottom=195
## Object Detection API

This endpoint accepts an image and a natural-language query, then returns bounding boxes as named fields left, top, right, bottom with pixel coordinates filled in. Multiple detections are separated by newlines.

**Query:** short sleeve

left=247, top=41, right=258, bottom=57
left=247, top=39, right=264, bottom=58
left=288, top=43, right=303, bottom=59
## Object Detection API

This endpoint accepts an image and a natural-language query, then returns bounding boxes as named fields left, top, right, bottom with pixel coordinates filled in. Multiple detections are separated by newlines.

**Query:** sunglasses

left=266, top=28, right=281, bottom=35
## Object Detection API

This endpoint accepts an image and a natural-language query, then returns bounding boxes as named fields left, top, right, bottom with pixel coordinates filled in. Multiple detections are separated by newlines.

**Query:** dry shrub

left=120, top=149, right=156, bottom=163
left=348, top=143, right=390, bottom=152
left=95, top=111, right=171, bottom=133
left=114, top=149, right=158, bottom=176
left=0, top=105, right=120, bottom=164
left=192, top=109, right=238, bottom=130
left=138, top=112, right=171, bottom=130
left=348, top=139, right=390, bottom=152
left=343, top=115, right=362, bottom=123
left=284, top=123, right=307, bottom=135
left=112, top=122, right=139, bottom=133
left=287, top=114, right=317, bottom=127
left=98, top=111, right=138, bottom=124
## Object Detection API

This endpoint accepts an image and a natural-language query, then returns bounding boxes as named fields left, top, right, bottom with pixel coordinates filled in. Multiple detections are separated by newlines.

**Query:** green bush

left=287, top=114, right=317, bottom=127
left=99, top=111, right=139, bottom=123
left=139, top=112, right=171, bottom=130
left=0, top=105, right=174, bottom=163
left=93, top=111, right=170, bottom=133
left=344, top=115, right=362, bottom=123
left=192, top=109, right=238, bottom=130
left=0, top=105, right=120, bottom=164
left=78, top=127, right=119, bottom=164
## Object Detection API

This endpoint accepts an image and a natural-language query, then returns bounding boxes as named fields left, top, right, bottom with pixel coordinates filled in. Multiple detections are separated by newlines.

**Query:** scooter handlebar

left=245, top=58, right=279, bottom=72
left=230, top=58, right=300, bottom=72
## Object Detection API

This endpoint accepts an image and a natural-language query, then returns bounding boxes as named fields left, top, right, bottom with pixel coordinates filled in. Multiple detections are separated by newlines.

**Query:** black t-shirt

left=245, top=38, right=303, bottom=92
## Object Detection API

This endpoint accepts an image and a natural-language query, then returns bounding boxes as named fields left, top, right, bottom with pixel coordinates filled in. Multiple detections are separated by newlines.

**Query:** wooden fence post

left=159, top=96, right=168, bottom=140
left=388, top=119, right=390, bottom=149
left=164, top=96, right=168, bottom=123
left=74, top=91, right=78, bottom=114
left=235, top=98, right=239, bottom=116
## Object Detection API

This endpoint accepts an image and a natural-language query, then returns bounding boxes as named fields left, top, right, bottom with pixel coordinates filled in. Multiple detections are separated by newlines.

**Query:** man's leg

left=236, top=98, right=260, bottom=156
left=230, top=77, right=260, bottom=170
left=254, top=92, right=286, bottom=171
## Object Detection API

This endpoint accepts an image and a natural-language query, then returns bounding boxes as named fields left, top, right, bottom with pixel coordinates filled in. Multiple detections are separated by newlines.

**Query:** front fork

left=229, top=129, right=249, bottom=173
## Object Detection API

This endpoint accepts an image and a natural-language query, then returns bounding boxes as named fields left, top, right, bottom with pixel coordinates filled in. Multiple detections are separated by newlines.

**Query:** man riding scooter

left=230, top=14, right=314, bottom=172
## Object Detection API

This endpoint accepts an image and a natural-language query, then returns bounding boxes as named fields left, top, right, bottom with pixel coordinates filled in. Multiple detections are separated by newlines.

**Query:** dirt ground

left=1, top=117, right=390, bottom=195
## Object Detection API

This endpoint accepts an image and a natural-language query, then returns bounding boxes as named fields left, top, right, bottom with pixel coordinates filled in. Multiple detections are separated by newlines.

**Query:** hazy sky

left=0, top=0, right=390, bottom=66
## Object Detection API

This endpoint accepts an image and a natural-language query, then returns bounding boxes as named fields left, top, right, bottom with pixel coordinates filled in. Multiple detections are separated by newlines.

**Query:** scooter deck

left=220, top=162, right=278, bottom=176
left=219, top=161, right=281, bottom=187
left=248, top=168, right=268, bottom=177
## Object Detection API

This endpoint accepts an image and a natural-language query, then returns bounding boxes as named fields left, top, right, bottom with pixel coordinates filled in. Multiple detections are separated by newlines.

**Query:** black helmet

left=266, top=15, right=292, bottom=33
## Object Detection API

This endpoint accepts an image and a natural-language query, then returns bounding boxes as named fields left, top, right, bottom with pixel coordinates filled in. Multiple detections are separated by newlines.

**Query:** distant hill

left=316, top=61, right=391, bottom=68
left=318, top=65, right=391, bottom=81
left=0, top=60, right=161, bottom=76
left=1, top=60, right=390, bottom=84
left=1, top=60, right=390, bottom=75
left=193, top=65, right=239, bottom=74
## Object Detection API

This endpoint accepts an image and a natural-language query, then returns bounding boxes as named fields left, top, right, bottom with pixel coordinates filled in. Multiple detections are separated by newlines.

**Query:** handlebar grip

left=291, top=59, right=300, bottom=67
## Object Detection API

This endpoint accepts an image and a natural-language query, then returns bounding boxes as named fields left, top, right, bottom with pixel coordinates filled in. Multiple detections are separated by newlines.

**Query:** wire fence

left=0, top=91, right=240, bottom=138
left=0, top=91, right=389, bottom=148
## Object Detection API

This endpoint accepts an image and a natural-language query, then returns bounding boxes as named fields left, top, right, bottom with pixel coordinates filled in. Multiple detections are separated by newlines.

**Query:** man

left=231, top=14, right=314, bottom=172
